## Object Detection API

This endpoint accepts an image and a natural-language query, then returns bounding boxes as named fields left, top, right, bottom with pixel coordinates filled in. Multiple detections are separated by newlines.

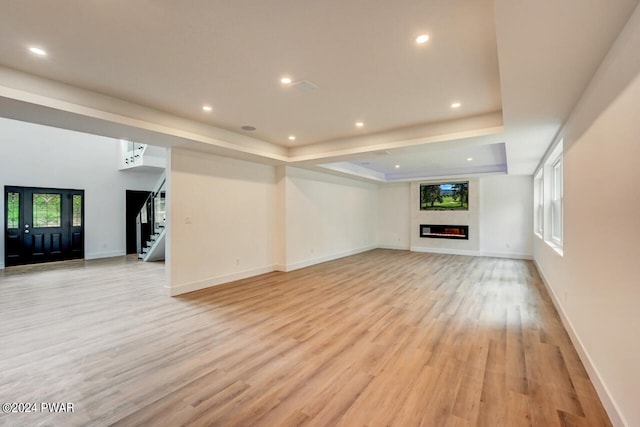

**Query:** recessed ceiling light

left=467, top=157, right=473, bottom=161
left=288, top=135, right=296, bottom=141
left=395, top=164, right=400, bottom=169
left=202, top=105, right=212, bottom=112
left=451, top=102, right=462, bottom=108
left=29, top=47, right=47, bottom=56
left=355, top=121, right=364, bottom=128
left=241, top=125, right=256, bottom=131
left=416, top=34, right=430, bottom=44
left=280, top=77, right=292, bottom=85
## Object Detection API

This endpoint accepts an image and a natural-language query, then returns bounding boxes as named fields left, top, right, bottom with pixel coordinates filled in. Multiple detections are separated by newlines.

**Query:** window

left=551, top=156, right=563, bottom=244
left=7, top=192, right=20, bottom=229
left=72, top=195, right=82, bottom=227
left=534, top=170, right=543, bottom=236
left=535, top=138, right=563, bottom=254
left=33, top=193, right=61, bottom=227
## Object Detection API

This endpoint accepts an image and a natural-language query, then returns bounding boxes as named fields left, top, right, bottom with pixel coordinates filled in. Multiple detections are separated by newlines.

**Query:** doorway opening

left=126, top=190, right=152, bottom=255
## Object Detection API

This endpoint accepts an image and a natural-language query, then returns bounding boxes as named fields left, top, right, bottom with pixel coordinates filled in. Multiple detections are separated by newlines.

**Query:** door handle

left=25, top=224, right=30, bottom=228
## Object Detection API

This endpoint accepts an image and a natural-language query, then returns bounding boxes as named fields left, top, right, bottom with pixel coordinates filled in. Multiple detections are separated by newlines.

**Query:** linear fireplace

left=420, top=224, right=469, bottom=240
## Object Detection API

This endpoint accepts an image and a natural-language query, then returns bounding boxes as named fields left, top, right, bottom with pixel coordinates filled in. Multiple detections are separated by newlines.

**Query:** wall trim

left=377, top=244, right=411, bottom=251
left=409, top=246, right=532, bottom=260
left=85, top=250, right=126, bottom=260
left=533, top=260, right=626, bottom=427
left=480, top=251, right=533, bottom=260
left=282, top=245, right=377, bottom=272
left=166, top=266, right=274, bottom=296
left=410, top=246, right=480, bottom=257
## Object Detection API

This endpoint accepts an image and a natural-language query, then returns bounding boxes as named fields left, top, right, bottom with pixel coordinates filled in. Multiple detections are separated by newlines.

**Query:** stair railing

left=136, top=174, right=166, bottom=258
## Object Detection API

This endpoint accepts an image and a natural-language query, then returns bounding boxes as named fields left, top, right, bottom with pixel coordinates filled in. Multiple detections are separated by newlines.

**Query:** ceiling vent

left=291, top=80, right=319, bottom=93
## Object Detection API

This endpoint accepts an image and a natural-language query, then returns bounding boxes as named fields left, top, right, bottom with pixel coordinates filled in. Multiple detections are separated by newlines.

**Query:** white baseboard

left=409, top=246, right=532, bottom=260
left=533, top=260, right=626, bottom=427
left=377, top=244, right=411, bottom=251
left=84, top=250, right=126, bottom=260
left=410, top=246, right=480, bottom=257
left=166, top=266, right=274, bottom=296
left=480, top=251, right=533, bottom=260
left=281, top=245, right=377, bottom=272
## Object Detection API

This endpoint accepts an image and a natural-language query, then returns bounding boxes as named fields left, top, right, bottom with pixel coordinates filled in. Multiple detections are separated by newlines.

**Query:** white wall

left=377, top=182, right=411, bottom=250
left=0, top=118, right=161, bottom=268
left=534, top=5, right=640, bottom=426
left=282, top=167, right=378, bottom=271
left=479, top=175, right=533, bottom=259
left=410, top=180, right=480, bottom=254
left=167, top=147, right=276, bottom=295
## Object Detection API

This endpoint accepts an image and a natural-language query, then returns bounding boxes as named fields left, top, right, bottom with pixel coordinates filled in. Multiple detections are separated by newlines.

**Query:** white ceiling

left=0, top=0, right=637, bottom=181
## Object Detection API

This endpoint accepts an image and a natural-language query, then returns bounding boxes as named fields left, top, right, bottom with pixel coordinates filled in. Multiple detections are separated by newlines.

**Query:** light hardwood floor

left=0, top=250, right=611, bottom=426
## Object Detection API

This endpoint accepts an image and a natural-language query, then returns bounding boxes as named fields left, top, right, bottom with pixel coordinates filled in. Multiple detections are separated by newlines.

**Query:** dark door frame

left=4, top=186, right=84, bottom=266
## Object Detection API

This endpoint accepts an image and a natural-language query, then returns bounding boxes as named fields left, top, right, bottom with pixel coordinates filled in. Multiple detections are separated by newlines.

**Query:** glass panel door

left=4, top=186, right=84, bottom=266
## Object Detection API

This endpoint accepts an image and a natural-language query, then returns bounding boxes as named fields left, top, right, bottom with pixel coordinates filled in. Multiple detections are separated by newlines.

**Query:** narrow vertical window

left=7, top=192, right=20, bottom=229
left=534, top=171, right=543, bottom=236
left=551, top=156, right=563, bottom=244
left=72, top=195, right=82, bottom=226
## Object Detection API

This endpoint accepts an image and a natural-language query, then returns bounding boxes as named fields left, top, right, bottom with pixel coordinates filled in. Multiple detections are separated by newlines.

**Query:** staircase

left=137, top=174, right=166, bottom=262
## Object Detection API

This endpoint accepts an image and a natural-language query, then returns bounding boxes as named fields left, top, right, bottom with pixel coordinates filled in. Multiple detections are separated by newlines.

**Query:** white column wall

left=166, top=147, right=276, bottom=295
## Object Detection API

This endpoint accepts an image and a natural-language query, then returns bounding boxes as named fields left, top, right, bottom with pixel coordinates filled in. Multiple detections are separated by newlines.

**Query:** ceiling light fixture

left=288, top=135, right=296, bottom=141
left=355, top=121, right=364, bottom=128
left=451, top=102, right=462, bottom=108
left=29, top=47, right=47, bottom=56
left=280, top=77, right=292, bottom=85
left=467, top=157, right=473, bottom=161
left=202, top=105, right=212, bottom=112
left=395, top=164, right=400, bottom=169
left=416, top=34, right=430, bottom=44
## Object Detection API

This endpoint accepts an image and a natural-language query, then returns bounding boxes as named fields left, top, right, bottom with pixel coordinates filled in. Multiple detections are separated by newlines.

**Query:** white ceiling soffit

left=0, top=0, right=638, bottom=179
left=320, top=142, right=507, bottom=182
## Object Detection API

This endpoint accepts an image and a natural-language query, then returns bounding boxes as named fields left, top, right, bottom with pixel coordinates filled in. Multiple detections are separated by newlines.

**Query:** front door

left=4, top=186, right=84, bottom=266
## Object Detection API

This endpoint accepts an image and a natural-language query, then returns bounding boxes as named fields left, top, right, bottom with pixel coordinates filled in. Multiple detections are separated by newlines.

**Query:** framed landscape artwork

left=419, top=182, right=469, bottom=210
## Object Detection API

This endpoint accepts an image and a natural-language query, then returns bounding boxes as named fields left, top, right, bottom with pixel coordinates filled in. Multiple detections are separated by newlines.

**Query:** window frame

left=550, top=155, right=563, bottom=245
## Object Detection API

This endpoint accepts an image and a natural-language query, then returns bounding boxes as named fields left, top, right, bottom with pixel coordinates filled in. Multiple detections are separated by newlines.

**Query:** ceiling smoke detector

left=241, top=125, right=256, bottom=131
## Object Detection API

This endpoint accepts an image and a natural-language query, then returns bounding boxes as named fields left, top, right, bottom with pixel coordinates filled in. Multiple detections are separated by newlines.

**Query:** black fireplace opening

left=420, top=224, right=469, bottom=240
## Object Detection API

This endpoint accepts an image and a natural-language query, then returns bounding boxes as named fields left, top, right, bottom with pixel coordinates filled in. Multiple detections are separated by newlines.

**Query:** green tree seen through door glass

left=33, top=193, right=61, bottom=227
left=73, top=195, right=82, bottom=226
left=7, top=192, right=19, bottom=229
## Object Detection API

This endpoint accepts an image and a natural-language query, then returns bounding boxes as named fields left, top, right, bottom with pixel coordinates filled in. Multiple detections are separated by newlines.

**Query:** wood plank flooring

left=0, top=250, right=611, bottom=426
